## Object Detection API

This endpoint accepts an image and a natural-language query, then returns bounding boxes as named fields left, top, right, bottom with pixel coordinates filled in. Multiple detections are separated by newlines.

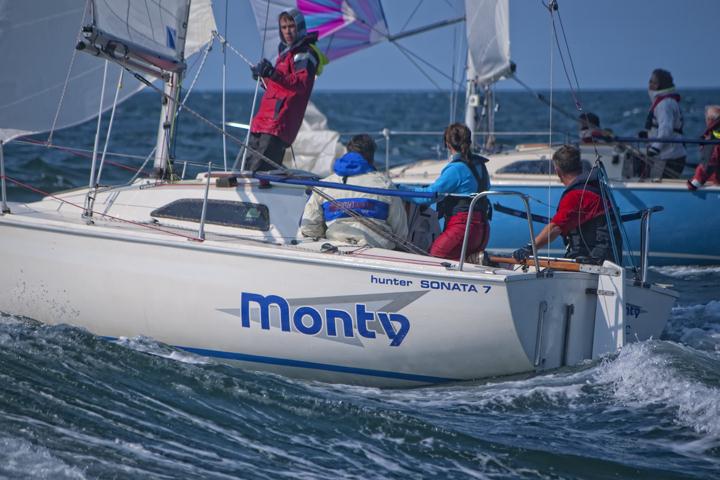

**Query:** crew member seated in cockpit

left=512, top=145, right=622, bottom=265
left=299, top=134, right=408, bottom=248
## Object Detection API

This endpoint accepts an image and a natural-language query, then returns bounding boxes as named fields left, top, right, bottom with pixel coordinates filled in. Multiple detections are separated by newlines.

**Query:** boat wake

left=596, top=342, right=720, bottom=441
left=2, top=312, right=720, bottom=478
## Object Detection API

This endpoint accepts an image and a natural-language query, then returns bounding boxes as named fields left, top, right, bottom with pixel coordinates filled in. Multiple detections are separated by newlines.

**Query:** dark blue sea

left=1, top=90, right=719, bottom=479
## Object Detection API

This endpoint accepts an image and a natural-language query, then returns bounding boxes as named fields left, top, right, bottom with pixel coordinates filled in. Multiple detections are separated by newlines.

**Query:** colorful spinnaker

left=249, top=0, right=389, bottom=62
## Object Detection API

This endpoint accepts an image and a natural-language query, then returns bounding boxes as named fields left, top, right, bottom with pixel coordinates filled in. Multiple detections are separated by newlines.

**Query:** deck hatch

left=151, top=199, right=270, bottom=231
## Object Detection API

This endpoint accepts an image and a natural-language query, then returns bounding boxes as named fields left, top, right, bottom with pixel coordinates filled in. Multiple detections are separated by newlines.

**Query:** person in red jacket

left=243, top=9, right=324, bottom=172
left=512, top=145, right=622, bottom=265
left=688, top=105, right=720, bottom=190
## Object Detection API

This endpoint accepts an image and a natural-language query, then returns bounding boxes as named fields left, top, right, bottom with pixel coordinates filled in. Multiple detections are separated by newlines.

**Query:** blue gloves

left=512, top=243, right=533, bottom=262
left=646, top=145, right=660, bottom=157
left=251, top=58, right=274, bottom=80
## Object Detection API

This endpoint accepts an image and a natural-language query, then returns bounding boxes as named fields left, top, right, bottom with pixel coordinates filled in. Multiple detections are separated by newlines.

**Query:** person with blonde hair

left=401, top=123, right=491, bottom=260
left=688, top=105, right=720, bottom=190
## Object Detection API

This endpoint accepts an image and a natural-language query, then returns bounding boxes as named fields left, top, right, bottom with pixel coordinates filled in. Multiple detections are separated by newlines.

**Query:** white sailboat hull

left=0, top=209, right=663, bottom=387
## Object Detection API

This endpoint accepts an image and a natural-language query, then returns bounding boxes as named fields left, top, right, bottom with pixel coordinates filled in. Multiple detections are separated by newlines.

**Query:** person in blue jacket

left=402, top=123, right=491, bottom=260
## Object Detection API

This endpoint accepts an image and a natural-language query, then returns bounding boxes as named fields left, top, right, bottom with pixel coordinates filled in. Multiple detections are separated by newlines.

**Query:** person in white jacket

left=299, top=134, right=408, bottom=249
left=641, top=68, right=686, bottom=179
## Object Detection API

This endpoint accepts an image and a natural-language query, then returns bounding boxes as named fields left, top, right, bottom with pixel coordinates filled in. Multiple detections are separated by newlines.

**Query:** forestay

left=465, top=0, right=512, bottom=86
left=249, top=0, right=389, bottom=62
left=0, top=0, right=216, bottom=143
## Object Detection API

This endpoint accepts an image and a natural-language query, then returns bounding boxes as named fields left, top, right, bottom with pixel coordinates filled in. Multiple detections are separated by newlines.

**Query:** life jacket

left=559, top=171, right=623, bottom=264
left=321, top=152, right=390, bottom=222
left=702, top=117, right=720, bottom=139
left=437, top=154, right=492, bottom=220
left=645, top=92, right=684, bottom=134
left=250, top=25, right=321, bottom=145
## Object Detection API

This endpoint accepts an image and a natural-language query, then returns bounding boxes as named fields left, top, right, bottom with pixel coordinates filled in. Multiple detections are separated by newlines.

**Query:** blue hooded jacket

left=333, top=152, right=375, bottom=177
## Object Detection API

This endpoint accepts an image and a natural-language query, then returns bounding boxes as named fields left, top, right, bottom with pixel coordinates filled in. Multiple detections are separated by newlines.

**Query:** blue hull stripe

left=104, top=337, right=458, bottom=384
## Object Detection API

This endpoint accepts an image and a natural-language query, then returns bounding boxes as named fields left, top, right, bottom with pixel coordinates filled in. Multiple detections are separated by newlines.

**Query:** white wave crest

left=0, top=436, right=86, bottom=479
left=672, top=300, right=720, bottom=322
left=650, top=265, right=720, bottom=279
left=596, top=342, right=720, bottom=442
left=667, top=301, right=720, bottom=351
left=114, top=336, right=210, bottom=365
left=337, top=369, right=590, bottom=412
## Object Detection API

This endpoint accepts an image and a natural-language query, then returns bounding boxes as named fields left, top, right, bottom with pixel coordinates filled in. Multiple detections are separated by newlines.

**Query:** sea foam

left=596, top=342, right=720, bottom=444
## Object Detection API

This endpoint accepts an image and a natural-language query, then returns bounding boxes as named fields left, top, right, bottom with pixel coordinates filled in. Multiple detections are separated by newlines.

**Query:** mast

left=153, top=71, right=183, bottom=179
left=464, top=0, right=512, bottom=151
left=464, top=75, right=480, bottom=147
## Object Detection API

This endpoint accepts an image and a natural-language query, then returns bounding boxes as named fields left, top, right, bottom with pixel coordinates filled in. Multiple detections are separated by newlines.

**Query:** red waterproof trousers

left=430, top=211, right=489, bottom=260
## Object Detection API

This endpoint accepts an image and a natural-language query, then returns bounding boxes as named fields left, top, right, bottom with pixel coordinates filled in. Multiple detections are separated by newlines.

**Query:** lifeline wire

left=48, top=0, right=89, bottom=146
left=222, top=0, right=229, bottom=171
left=546, top=1, right=554, bottom=259
left=96, top=69, right=124, bottom=187
left=544, top=0, right=628, bottom=266
left=238, top=0, right=272, bottom=171
left=84, top=60, right=109, bottom=217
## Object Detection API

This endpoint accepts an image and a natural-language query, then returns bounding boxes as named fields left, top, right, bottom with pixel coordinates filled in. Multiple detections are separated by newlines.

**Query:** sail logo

left=166, top=26, right=177, bottom=50
left=240, top=292, right=410, bottom=346
left=625, top=303, right=647, bottom=319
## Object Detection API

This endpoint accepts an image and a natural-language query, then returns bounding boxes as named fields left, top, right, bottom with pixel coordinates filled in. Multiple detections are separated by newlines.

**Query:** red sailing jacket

left=250, top=36, right=318, bottom=146
left=702, top=118, right=720, bottom=168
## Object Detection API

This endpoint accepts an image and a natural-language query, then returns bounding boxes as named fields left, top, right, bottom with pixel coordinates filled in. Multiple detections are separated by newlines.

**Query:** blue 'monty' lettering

left=241, top=292, right=290, bottom=331
left=240, top=293, right=408, bottom=346
left=326, top=309, right=354, bottom=337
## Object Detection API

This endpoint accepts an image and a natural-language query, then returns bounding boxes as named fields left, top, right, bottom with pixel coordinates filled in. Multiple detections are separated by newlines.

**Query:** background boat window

left=151, top=199, right=270, bottom=231
left=496, top=159, right=592, bottom=175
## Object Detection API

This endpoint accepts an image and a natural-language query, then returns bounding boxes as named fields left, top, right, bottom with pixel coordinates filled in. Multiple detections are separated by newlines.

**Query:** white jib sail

left=465, top=0, right=512, bottom=86
left=283, top=102, right=345, bottom=177
left=0, top=0, right=216, bottom=143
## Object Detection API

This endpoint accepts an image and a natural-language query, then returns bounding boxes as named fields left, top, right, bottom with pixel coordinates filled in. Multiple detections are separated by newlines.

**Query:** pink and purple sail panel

left=249, top=0, right=389, bottom=62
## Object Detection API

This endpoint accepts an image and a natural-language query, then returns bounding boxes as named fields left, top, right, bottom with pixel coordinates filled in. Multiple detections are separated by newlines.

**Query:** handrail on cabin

left=456, top=191, right=538, bottom=273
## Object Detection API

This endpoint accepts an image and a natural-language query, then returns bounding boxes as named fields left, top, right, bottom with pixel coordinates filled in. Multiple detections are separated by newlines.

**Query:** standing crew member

left=300, top=134, right=408, bottom=248
left=243, top=9, right=326, bottom=172
left=402, top=123, right=491, bottom=260
left=639, top=68, right=686, bottom=179
left=512, top=145, right=622, bottom=265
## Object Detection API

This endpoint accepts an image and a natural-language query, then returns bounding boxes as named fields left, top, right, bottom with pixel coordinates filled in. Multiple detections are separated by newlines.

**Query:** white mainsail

left=0, top=0, right=216, bottom=143
left=465, top=0, right=512, bottom=86
left=89, top=0, right=191, bottom=71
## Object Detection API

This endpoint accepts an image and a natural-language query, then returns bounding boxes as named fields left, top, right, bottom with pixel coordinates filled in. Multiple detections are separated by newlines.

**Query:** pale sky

left=195, top=0, right=720, bottom=91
